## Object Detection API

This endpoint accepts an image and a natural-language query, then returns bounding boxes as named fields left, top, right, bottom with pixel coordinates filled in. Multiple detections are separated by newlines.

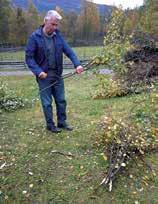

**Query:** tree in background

left=7, top=0, right=39, bottom=46
left=26, top=0, right=40, bottom=36
left=8, top=8, right=16, bottom=43
left=0, top=0, right=13, bottom=42
left=76, top=0, right=100, bottom=41
left=63, top=11, right=78, bottom=44
left=140, top=0, right=158, bottom=36
left=14, top=7, right=27, bottom=45
left=124, top=9, right=140, bottom=35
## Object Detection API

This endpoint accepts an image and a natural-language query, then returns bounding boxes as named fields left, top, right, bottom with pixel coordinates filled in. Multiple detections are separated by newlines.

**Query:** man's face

left=44, top=17, right=59, bottom=35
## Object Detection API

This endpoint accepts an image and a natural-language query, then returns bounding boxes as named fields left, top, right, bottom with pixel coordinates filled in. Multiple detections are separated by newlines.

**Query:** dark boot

left=57, top=123, right=73, bottom=131
left=47, top=125, right=61, bottom=133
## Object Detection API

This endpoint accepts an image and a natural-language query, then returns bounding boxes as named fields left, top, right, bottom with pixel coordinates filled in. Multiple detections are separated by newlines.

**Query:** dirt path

left=0, top=70, right=33, bottom=76
left=0, top=68, right=112, bottom=77
left=0, top=69, right=74, bottom=76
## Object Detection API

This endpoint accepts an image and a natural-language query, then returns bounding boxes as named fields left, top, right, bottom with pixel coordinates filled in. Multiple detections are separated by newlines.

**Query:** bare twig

left=51, top=150, right=75, bottom=157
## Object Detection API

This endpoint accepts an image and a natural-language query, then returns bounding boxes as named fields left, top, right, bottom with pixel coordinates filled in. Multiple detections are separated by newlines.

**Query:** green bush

left=92, top=8, right=132, bottom=99
left=0, top=80, right=27, bottom=112
left=93, top=74, right=128, bottom=99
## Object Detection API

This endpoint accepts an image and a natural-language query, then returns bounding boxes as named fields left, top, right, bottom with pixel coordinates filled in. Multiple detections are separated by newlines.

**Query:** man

left=25, top=10, right=83, bottom=133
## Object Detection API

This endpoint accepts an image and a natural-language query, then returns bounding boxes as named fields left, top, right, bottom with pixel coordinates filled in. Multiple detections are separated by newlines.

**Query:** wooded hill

left=0, top=0, right=157, bottom=47
left=11, top=0, right=112, bottom=14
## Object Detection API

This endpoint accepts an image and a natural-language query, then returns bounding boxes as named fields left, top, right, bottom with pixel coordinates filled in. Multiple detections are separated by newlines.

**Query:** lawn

left=0, top=73, right=158, bottom=204
left=0, top=46, right=103, bottom=62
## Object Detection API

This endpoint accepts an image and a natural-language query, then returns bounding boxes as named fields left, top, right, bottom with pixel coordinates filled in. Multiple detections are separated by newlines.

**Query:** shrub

left=93, top=74, right=128, bottom=99
left=0, top=80, right=27, bottom=112
left=93, top=8, right=132, bottom=99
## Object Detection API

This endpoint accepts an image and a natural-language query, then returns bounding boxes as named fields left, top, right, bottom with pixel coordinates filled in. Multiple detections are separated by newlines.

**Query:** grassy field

left=0, top=46, right=103, bottom=62
left=0, top=73, right=158, bottom=204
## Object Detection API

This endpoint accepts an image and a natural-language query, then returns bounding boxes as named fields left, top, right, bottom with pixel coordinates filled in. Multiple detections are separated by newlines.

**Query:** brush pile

left=93, top=33, right=158, bottom=99
left=124, top=33, right=158, bottom=93
left=95, top=91, right=158, bottom=191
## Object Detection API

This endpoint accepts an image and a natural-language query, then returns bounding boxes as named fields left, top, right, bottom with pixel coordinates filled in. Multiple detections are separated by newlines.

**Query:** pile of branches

left=124, top=33, right=158, bottom=92
left=92, top=32, right=158, bottom=99
left=95, top=91, right=158, bottom=191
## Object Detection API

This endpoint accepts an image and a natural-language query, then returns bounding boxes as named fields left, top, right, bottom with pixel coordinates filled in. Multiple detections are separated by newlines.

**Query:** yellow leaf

left=80, top=165, right=84, bottom=169
left=100, top=153, right=107, bottom=161
left=103, top=154, right=107, bottom=161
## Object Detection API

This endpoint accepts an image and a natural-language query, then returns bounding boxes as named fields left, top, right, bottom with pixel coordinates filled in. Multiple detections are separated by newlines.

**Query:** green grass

left=0, top=74, right=158, bottom=204
left=0, top=46, right=103, bottom=62
left=0, top=51, right=24, bottom=61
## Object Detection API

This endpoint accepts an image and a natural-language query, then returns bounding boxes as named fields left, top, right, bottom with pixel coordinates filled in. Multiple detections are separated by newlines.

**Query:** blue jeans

left=37, top=75, right=67, bottom=127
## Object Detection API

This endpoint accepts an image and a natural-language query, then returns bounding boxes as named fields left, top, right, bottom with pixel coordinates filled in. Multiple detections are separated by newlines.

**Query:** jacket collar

left=35, top=25, right=58, bottom=37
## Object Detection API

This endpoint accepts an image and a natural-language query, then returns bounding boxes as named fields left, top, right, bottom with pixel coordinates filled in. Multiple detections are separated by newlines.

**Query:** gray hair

left=44, top=10, right=62, bottom=22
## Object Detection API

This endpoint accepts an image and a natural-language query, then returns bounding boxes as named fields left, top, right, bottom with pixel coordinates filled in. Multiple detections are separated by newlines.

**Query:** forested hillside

left=0, top=0, right=157, bottom=46
left=11, top=0, right=111, bottom=14
left=0, top=0, right=112, bottom=46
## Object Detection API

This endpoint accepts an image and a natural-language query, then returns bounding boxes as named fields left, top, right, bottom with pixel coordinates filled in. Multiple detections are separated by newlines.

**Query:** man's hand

left=38, top=72, right=48, bottom=79
left=76, top=65, right=84, bottom=74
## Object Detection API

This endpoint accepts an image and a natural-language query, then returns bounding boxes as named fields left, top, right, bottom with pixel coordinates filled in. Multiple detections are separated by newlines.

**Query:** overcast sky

left=92, top=0, right=144, bottom=9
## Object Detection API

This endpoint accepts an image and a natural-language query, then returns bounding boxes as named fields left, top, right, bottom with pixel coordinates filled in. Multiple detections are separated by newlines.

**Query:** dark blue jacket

left=25, top=26, right=81, bottom=76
